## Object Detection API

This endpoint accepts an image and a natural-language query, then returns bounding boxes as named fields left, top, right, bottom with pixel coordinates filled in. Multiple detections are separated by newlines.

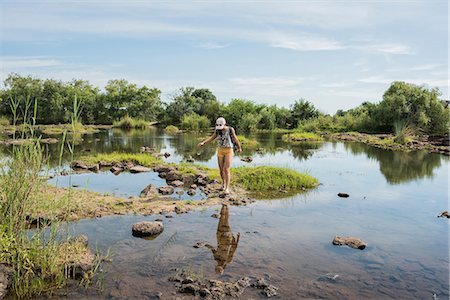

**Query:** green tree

left=290, top=99, right=320, bottom=128
left=180, top=113, right=210, bottom=131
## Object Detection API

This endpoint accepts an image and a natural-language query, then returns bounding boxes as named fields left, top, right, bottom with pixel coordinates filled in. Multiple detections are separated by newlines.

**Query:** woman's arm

left=230, top=128, right=242, bottom=152
left=197, top=131, right=217, bottom=147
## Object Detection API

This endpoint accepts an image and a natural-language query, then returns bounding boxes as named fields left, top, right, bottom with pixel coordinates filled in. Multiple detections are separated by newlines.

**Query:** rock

left=158, top=186, right=174, bottom=195
left=251, top=277, right=269, bottom=289
left=166, top=171, right=183, bottom=181
left=70, top=160, right=88, bottom=170
left=332, top=236, right=367, bottom=250
left=186, top=156, right=195, bottom=163
left=154, top=166, right=177, bottom=173
left=193, top=241, right=207, bottom=248
left=187, top=189, right=196, bottom=196
left=337, top=193, right=349, bottom=198
left=165, top=215, right=173, bottom=218
left=163, top=152, right=171, bottom=158
left=437, top=211, right=450, bottom=218
left=167, top=180, right=184, bottom=187
left=174, top=206, right=189, bottom=214
left=129, top=165, right=153, bottom=173
left=240, top=156, right=253, bottom=163
left=41, top=138, right=59, bottom=144
left=195, top=177, right=208, bottom=186
left=72, top=249, right=96, bottom=278
left=132, top=221, right=164, bottom=237
left=0, top=264, right=12, bottom=299
left=189, top=184, right=197, bottom=189
left=69, top=234, right=89, bottom=247
left=140, top=184, right=158, bottom=198
left=211, top=213, right=220, bottom=218
left=88, top=164, right=99, bottom=172
left=110, top=166, right=123, bottom=175
left=261, top=285, right=278, bottom=298
left=99, top=161, right=113, bottom=167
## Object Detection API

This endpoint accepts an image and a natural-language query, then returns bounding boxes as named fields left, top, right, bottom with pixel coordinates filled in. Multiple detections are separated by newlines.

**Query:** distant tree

left=290, top=99, right=320, bottom=128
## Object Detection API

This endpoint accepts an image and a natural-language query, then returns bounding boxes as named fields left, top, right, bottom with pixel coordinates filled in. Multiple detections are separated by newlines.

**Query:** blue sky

left=0, top=0, right=448, bottom=113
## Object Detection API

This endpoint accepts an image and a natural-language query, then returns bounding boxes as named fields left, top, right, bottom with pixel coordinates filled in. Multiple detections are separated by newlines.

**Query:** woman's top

left=217, top=127, right=233, bottom=148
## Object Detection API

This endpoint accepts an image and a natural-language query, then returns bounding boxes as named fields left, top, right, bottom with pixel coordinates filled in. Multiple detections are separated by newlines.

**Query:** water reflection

left=205, top=204, right=240, bottom=274
left=344, top=142, right=445, bottom=184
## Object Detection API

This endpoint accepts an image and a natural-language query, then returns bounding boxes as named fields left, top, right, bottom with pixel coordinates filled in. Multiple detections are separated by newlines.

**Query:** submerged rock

left=158, top=186, right=174, bottom=195
left=132, top=221, right=164, bottom=238
left=437, top=211, right=450, bottom=218
left=337, top=193, right=350, bottom=198
left=187, top=189, right=196, bottom=196
left=332, top=236, right=367, bottom=250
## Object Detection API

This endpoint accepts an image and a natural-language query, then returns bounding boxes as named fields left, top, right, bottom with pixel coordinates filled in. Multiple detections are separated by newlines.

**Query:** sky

left=0, top=0, right=448, bottom=114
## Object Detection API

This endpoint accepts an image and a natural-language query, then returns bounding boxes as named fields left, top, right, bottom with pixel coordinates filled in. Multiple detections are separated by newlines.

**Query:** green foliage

left=80, top=152, right=163, bottom=166
left=393, top=121, right=416, bottom=144
left=164, top=125, right=180, bottom=134
left=282, top=132, right=323, bottom=142
left=0, top=116, right=9, bottom=126
left=180, top=113, right=210, bottom=131
left=290, top=99, right=320, bottom=128
left=236, top=135, right=259, bottom=149
left=113, top=115, right=150, bottom=129
left=231, top=166, right=318, bottom=192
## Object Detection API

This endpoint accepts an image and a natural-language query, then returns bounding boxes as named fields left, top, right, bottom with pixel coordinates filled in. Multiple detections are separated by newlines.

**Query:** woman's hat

left=216, top=117, right=226, bottom=130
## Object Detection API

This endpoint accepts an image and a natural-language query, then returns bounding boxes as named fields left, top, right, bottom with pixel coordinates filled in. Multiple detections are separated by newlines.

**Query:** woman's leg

left=223, top=154, right=233, bottom=193
left=217, top=154, right=225, bottom=188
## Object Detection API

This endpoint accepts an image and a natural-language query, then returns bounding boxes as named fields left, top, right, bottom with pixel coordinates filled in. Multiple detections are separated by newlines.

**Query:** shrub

left=164, top=125, right=180, bottom=134
left=113, top=115, right=149, bottom=129
left=282, top=132, right=323, bottom=142
left=80, top=152, right=163, bottom=167
left=0, top=116, right=9, bottom=126
left=180, top=113, right=210, bottom=131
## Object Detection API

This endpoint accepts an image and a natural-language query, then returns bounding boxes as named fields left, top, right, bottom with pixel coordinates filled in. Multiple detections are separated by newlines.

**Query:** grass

left=393, top=121, right=416, bottom=144
left=282, top=132, right=323, bottom=142
left=38, top=123, right=100, bottom=135
left=80, top=151, right=163, bottom=166
left=164, top=125, right=180, bottom=134
left=113, top=115, right=150, bottom=129
left=0, top=116, right=10, bottom=126
left=236, top=135, right=259, bottom=149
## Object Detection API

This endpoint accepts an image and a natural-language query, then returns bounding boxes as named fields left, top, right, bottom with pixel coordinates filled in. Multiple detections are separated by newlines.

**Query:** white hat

left=215, top=117, right=226, bottom=130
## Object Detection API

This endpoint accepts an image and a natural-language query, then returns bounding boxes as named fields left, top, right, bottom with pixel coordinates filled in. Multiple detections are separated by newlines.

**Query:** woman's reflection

left=205, top=204, right=240, bottom=274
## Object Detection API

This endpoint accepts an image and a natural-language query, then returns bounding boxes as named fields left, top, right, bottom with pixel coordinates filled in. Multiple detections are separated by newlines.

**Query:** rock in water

left=187, top=189, right=196, bottom=196
left=132, top=221, right=164, bottom=237
left=337, top=193, right=350, bottom=198
left=332, top=236, right=367, bottom=250
left=167, top=180, right=184, bottom=187
left=158, top=186, right=174, bottom=195
left=140, top=184, right=157, bottom=198
left=129, top=165, right=152, bottom=173
left=437, top=211, right=450, bottom=218
left=240, top=156, right=253, bottom=163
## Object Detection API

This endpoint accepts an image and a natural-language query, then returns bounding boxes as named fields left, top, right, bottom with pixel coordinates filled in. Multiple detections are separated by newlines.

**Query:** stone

left=132, top=221, right=164, bottom=237
left=186, top=156, right=195, bottom=163
left=437, top=211, right=450, bottom=218
left=140, top=184, right=158, bottom=198
left=87, top=164, right=99, bottom=172
left=70, top=160, right=88, bottom=170
left=211, top=213, right=220, bottom=218
left=69, top=234, right=89, bottom=247
left=166, top=171, right=183, bottom=181
left=189, top=184, right=197, bottom=189
left=337, top=193, right=350, bottom=198
left=129, top=165, right=153, bottom=173
left=332, top=236, right=367, bottom=250
left=261, top=285, right=278, bottom=298
left=167, top=180, right=184, bottom=187
left=110, top=166, right=123, bottom=175
left=240, top=156, right=253, bottom=163
left=187, top=189, right=196, bottom=196
left=158, top=186, right=174, bottom=195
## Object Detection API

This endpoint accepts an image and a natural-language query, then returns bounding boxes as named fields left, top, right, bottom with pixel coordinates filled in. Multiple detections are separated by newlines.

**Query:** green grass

left=236, top=135, right=259, bottom=149
left=113, top=116, right=150, bottom=129
left=80, top=152, right=163, bottom=166
left=164, top=125, right=180, bottom=134
left=38, top=123, right=100, bottom=135
left=282, top=132, right=323, bottom=142
left=0, top=116, right=10, bottom=126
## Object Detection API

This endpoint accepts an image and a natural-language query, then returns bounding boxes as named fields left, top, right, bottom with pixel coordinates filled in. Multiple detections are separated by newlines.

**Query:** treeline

left=0, top=74, right=448, bottom=135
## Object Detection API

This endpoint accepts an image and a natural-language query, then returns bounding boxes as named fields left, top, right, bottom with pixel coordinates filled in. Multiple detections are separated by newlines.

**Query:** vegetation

left=236, top=135, right=259, bottom=149
left=0, top=75, right=448, bottom=136
left=180, top=113, right=210, bottom=131
left=113, top=115, right=150, bottom=129
left=0, top=116, right=9, bottom=126
left=80, top=152, right=163, bottom=166
left=164, top=125, right=180, bottom=134
left=282, top=132, right=323, bottom=142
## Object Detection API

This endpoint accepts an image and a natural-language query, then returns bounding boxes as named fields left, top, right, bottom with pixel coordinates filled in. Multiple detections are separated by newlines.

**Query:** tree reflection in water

left=344, top=142, right=445, bottom=184
left=205, top=204, right=240, bottom=275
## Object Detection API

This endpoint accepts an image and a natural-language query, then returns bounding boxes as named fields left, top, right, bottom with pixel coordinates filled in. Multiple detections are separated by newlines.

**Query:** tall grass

left=282, top=132, right=323, bottom=142
left=393, top=120, right=416, bottom=144
left=0, top=116, right=10, bottom=126
left=113, top=115, right=150, bottom=129
left=80, top=151, right=163, bottom=166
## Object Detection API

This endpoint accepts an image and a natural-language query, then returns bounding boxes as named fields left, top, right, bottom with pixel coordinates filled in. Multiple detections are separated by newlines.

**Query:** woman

left=197, top=117, right=242, bottom=194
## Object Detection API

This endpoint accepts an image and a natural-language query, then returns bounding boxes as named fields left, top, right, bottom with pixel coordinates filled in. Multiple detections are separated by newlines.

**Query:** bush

left=164, top=125, right=180, bottom=134
left=0, top=116, right=9, bottom=126
left=236, top=135, right=259, bottom=149
left=180, top=113, right=210, bottom=131
left=282, top=132, right=323, bottom=142
left=113, top=115, right=149, bottom=129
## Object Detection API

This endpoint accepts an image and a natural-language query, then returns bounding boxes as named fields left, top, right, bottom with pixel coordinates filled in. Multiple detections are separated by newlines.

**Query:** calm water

left=3, top=128, right=449, bottom=299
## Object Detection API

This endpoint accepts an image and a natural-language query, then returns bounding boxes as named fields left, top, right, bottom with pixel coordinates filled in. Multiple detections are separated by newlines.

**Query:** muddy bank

left=327, top=132, right=449, bottom=155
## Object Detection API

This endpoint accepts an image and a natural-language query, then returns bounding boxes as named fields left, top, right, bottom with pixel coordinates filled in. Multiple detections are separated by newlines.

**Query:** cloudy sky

left=0, top=0, right=448, bottom=113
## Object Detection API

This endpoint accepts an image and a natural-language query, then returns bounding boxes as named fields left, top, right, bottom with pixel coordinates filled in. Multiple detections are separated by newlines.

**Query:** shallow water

left=3, top=128, right=449, bottom=299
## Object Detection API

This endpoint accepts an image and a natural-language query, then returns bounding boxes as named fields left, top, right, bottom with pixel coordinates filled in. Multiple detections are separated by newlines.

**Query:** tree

left=290, top=99, right=320, bottom=128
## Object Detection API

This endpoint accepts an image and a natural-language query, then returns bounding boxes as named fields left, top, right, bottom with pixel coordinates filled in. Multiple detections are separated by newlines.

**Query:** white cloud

left=194, top=42, right=231, bottom=49
left=269, top=34, right=345, bottom=51
left=358, top=75, right=448, bottom=87
left=360, top=43, right=414, bottom=55
left=0, top=57, right=63, bottom=69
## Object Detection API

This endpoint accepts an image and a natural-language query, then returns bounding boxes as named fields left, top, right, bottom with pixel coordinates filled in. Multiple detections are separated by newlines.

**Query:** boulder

left=99, top=160, right=113, bottom=167
left=140, top=184, right=157, bottom=198
left=168, top=180, right=184, bottom=187
left=129, top=165, right=152, bottom=173
left=158, top=186, right=174, bottom=195
left=154, top=166, right=177, bottom=173
left=437, top=211, right=450, bottom=218
left=332, top=236, right=367, bottom=250
left=187, top=189, right=196, bottom=196
left=88, top=164, right=99, bottom=172
left=70, top=160, right=88, bottom=170
left=166, top=171, right=183, bottom=181
left=132, top=221, right=164, bottom=238
left=110, top=166, right=123, bottom=175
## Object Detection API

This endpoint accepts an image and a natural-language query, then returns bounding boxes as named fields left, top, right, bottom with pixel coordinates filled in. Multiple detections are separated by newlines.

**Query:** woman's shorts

left=217, top=147, right=234, bottom=158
